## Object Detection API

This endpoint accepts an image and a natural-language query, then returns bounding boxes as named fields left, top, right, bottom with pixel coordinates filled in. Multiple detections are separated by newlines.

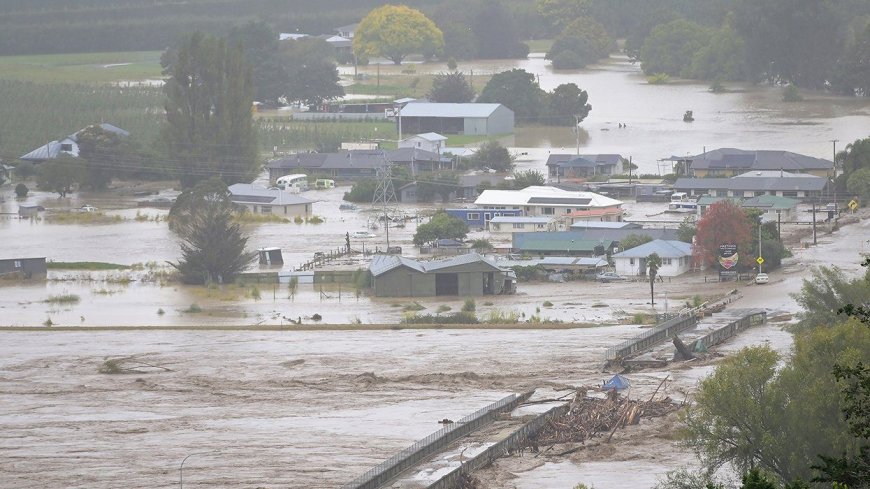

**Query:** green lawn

left=0, top=51, right=164, bottom=83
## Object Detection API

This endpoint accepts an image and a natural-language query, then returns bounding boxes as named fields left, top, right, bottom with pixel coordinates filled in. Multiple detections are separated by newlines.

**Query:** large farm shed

left=398, top=103, right=514, bottom=136
left=369, top=253, right=516, bottom=298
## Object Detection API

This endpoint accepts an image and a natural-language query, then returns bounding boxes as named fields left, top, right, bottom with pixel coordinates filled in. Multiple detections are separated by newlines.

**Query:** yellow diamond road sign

left=756, top=257, right=764, bottom=265
left=849, top=199, right=858, bottom=211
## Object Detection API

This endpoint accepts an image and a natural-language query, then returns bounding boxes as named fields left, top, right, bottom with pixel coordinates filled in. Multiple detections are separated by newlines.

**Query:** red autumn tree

left=692, top=200, right=754, bottom=269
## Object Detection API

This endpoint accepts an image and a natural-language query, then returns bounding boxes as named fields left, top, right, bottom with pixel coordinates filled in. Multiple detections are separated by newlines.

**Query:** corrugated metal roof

left=512, top=233, right=607, bottom=252
left=613, top=239, right=692, bottom=258
left=369, top=253, right=504, bottom=276
left=399, top=103, right=508, bottom=118
left=683, top=148, right=832, bottom=172
left=426, top=253, right=501, bottom=271
left=546, top=154, right=623, bottom=166
left=369, top=255, right=427, bottom=276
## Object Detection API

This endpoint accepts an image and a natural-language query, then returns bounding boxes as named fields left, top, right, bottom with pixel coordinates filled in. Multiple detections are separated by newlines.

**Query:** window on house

left=664, top=258, right=672, bottom=265
left=14, top=260, right=21, bottom=268
left=60, top=143, right=73, bottom=152
left=537, top=224, right=545, bottom=229
left=543, top=207, right=555, bottom=215
left=629, top=258, right=635, bottom=265
left=783, top=191, right=798, bottom=197
left=261, top=206, right=272, bottom=214
left=513, top=223, right=524, bottom=229
left=468, top=213, right=480, bottom=221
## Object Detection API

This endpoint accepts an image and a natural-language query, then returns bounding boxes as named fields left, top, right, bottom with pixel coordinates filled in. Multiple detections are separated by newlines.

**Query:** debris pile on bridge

left=527, top=388, right=683, bottom=448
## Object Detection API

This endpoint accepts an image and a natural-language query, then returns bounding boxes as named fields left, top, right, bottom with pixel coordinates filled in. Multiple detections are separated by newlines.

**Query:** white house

left=488, top=216, right=552, bottom=235
left=19, top=123, right=129, bottom=162
left=474, top=186, right=624, bottom=221
left=228, top=184, right=314, bottom=217
left=612, top=239, right=693, bottom=277
left=399, top=132, right=448, bottom=155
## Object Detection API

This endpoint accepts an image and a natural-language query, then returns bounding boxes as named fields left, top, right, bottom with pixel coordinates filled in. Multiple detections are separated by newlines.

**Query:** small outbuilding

left=228, top=184, right=313, bottom=217
left=369, top=253, right=516, bottom=297
left=0, top=257, right=47, bottom=279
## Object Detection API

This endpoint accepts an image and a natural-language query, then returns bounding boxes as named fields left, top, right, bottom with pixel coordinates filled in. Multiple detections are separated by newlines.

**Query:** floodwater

left=2, top=54, right=870, bottom=488
left=348, top=54, right=870, bottom=174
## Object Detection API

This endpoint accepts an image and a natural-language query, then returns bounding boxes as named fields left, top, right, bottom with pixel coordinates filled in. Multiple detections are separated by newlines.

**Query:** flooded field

left=347, top=54, right=870, bottom=174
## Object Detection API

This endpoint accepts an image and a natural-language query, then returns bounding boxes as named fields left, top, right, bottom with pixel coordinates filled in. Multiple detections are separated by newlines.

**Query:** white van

left=276, top=174, right=309, bottom=193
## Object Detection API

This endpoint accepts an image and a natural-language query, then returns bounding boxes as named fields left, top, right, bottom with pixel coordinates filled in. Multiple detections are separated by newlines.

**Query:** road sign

left=756, top=256, right=764, bottom=265
left=849, top=199, right=859, bottom=211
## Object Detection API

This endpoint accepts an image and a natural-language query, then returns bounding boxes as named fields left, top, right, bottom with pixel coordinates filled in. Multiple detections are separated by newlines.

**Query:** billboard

left=718, top=243, right=738, bottom=270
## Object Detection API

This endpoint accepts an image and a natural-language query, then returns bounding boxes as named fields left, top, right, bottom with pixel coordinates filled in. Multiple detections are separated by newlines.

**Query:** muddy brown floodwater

left=1, top=213, right=867, bottom=488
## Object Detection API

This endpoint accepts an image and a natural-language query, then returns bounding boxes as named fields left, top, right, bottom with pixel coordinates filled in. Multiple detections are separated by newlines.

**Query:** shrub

left=14, top=183, right=28, bottom=198
left=462, top=298, right=476, bottom=312
left=183, top=303, right=202, bottom=313
left=647, top=73, right=670, bottom=85
left=45, top=293, right=80, bottom=304
left=307, top=215, right=324, bottom=224
left=543, top=301, right=553, bottom=307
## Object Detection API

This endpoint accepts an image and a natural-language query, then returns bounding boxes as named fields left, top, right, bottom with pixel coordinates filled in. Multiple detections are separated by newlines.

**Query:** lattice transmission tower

left=372, top=154, right=399, bottom=251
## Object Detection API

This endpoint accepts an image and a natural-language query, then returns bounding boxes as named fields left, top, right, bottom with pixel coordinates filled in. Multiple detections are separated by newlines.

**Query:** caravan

left=315, top=178, right=335, bottom=190
left=276, top=174, right=309, bottom=193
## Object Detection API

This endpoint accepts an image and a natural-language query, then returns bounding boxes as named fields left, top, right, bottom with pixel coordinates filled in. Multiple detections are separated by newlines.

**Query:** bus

left=276, top=174, right=309, bottom=193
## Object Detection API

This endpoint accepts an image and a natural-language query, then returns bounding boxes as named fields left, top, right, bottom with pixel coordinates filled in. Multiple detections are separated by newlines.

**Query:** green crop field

left=0, top=51, right=163, bottom=84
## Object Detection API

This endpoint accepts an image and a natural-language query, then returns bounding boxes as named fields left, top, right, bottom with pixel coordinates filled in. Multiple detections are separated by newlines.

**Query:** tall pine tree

left=162, top=32, right=258, bottom=188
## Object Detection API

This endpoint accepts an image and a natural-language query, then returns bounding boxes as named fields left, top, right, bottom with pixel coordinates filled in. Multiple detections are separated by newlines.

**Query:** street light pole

left=831, top=139, right=839, bottom=210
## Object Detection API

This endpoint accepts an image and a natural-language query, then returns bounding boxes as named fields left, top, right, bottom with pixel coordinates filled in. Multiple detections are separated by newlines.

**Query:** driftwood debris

left=526, top=388, right=682, bottom=448
left=673, top=335, right=695, bottom=361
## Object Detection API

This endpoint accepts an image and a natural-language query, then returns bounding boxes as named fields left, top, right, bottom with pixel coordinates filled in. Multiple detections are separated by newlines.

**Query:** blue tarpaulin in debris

left=602, top=374, right=631, bottom=391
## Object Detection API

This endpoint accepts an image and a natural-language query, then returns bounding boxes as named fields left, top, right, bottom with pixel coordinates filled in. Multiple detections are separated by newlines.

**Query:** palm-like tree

left=647, top=252, right=663, bottom=307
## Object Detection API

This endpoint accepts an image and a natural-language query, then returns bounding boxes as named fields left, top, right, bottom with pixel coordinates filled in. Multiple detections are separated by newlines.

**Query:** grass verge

left=47, top=261, right=130, bottom=270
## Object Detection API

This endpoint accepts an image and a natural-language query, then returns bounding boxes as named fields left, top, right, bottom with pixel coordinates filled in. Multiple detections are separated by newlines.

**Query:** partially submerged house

left=673, top=171, right=827, bottom=200
left=664, top=148, right=833, bottom=178
left=369, top=253, right=516, bottom=297
left=612, top=239, right=693, bottom=277
left=0, top=257, right=47, bottom=279
left=445, top=208, right=523, bottom=229
left=228, top=184, right=313, bottom=217
left=267, top=148, right=445, bottom=182
left=397, top=103, right=514, bottom=136
left=19, top=123, right=129, bottom=162
left=546, top=154, right=625, bottom=180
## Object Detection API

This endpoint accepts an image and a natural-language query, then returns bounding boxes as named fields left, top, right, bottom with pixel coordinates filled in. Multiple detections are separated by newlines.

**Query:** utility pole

left=372, top=154, right=398, bottom=251
left=758, top=218, right=763, bottom=274
left=628, top=156, right=632, bottom=184
left=812, top=200, right=817, bottom=246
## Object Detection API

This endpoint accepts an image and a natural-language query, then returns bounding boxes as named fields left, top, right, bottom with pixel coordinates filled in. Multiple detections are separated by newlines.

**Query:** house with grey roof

left=397, top=103, right=514, bottom=136
left=399, top=132, right=448, bottom=155
left=20, top=123, right=129, bottom=162
left=663, top=148, right=833, bottom=178
left=546, top=154, right=625, bottom=180
left=228, top=184, right=313, bottom=217
left=673, top=170, right=827, bottom=200
left=612, top=239, right=693, bottom=277
left=266, top=148, right=446, bottom=182
left=368, top=253, right=516, bottom=297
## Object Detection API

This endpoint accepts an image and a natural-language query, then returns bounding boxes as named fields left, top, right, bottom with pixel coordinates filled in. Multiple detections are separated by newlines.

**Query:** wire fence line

left=341, top=390, right=534, bottom=489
